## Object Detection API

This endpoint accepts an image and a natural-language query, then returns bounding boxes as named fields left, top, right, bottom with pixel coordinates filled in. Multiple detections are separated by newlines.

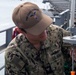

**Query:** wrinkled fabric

left=5, top=25, right=70, bottom=75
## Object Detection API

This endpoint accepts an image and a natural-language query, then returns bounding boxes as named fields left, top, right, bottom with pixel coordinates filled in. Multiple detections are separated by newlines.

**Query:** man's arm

left=5, top=46, right=28, bottom=75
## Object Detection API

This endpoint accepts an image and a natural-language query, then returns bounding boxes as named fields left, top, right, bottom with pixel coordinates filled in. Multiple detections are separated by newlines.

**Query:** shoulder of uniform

left=48, top=24, right=63, bottom=32
left=9, top=33, right=26, bottom=46
left=16, top=33, right=25, bottom=39
left=49, top=24, right=62, bottom=29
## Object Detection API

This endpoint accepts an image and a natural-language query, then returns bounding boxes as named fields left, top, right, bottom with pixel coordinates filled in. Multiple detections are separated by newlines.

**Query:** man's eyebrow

left=26, top=9, right=39, bottom=21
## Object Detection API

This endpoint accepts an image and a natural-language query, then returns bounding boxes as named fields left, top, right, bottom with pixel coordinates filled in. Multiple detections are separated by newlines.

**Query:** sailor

left=5, top=2, right=76, bottom=75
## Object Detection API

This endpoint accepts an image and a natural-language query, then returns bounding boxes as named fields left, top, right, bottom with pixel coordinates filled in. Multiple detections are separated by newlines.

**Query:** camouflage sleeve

left=61, top=27, right=72, bottom=57
left=5, top=46, right=28, bottom=75
left=61, top=27, right=71, bottom=37
left=61, top=29, right=76, bottom=73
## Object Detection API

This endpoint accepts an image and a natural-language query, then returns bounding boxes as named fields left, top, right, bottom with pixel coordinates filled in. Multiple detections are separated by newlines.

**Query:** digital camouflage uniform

left=5, top=25, right=72, bottom=75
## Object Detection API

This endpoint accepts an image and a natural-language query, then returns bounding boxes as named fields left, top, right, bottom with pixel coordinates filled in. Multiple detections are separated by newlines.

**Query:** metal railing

left=0, top=24, right=15, bottom=50
left=0, top=23, right=15, bottom=73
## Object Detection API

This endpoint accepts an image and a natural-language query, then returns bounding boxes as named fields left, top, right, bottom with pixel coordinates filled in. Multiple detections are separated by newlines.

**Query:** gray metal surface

left=43, top=0, right=76, bottom=18
left=48, top=0, right=70, bottom=13
left=63, top=35, right=76, bottom=45
left=42, top=9, right=54, bottom=17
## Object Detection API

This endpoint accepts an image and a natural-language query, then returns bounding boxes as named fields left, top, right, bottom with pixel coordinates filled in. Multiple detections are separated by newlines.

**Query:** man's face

left=25, top=30, right=47, bottom=42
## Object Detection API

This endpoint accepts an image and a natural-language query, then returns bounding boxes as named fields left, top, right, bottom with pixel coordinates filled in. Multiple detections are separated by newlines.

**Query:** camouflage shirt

left=5, top=25, right=71, bottom=75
